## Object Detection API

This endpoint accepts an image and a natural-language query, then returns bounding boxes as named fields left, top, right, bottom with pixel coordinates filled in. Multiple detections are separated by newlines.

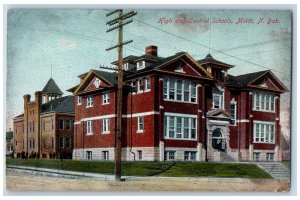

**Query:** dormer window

left=137, top=61, right=145, bottom=70
left=123, top=63, right=129, bottom=71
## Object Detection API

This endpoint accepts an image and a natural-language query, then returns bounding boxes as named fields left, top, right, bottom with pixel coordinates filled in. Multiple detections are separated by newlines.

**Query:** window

left=86, top=151, right=92, bottom=160
left=77, top=96, right=82, bottom=105
left=213, top=93, right=223, bottom=109
left=87, top=120, right=93, bottom=135
left=59, top=137, right=64, bottom=148
left=176, top=117, right=182, bottom=138
left=184, top=151, right=189, bottom=160
left=253, top=152, right=260, bottom=161
left=164, top=151, right=176, bottom=161
left=102, top=151, right=109, bottom=160
left=253, top=122, right=275, bottom=143
left=230, top=101, right=237, bottom=125
left=145, top=77, right=151, bottom=91
left=33, top=139, right=35, bottom=148
left=252, top=91, right=275, bottom=112
left=131, top=81, right=137, bottom=93
left=164, top=114, right=197, bottom=140
left=163, top=78, right=197, bottom=103
left=266, top=153, right=274, bottom=161
left=138, top=116, right=144, bottom=132
left=66, top=137, right=71, bottom=148
left=176, top=80, right=183, bottom=101
left=191, top=83, right=197, bottom=102
left=138, top=150, right=142, bottom=160
left=137, top=61, right=145, bottom=70
left=102, top=93, right=110, bottom=104
left=190, top=152, right=196, bottom=160
left=123, top=63, right=128, bottom=71
left=87, top=96, right=93, bottom=107
left=184, top=151, right=197, bottom=161
left=42, top=121, right=45, bottom=131
left=191, top=118, right=196, bottom=139
left=51, top=119, right=54, bottom=130
left=138, top=79, right=144, bottom=93
left=102, top=118, right=110, bottom=133
left=15, top=141, right=17, bottom=146
left=66, top=120, right=70, bottom=130
left=59, top=119, right=64, bottom=130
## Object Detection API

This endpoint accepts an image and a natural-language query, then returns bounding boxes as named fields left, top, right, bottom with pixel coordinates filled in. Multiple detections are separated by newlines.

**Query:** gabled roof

left=71, top=69, right=118, bottom=95
left=232, top=70, right=269, bottom=86
left=226, top=70, right=288, bottom=93
left=198, top=54, right=234, bottom=68
left=207, top=109, right=231, bottom=120
left=6, top=131, right=13, bottom=140
left=41, top=95, right=74, bottom=114
left=42, top=78, right=63, bottom=95
left=92, top=70, right=118, bottom=85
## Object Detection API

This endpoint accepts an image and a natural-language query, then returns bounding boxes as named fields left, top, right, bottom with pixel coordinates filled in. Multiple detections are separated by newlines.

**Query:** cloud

left=58, top=37, right=77, bottom=50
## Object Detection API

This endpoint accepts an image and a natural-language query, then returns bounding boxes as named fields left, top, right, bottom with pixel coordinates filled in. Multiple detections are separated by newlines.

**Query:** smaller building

left=6, top=130, right=13, bottom=156
left=13, top=78, right=75, bottom=159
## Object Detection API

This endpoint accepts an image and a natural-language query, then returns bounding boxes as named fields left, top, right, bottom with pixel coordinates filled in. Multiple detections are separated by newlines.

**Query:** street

left=5, top=168, right=290, bottom=192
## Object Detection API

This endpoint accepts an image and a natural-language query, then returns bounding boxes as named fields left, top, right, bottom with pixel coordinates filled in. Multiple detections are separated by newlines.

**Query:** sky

left=6, top=9, right=292, bottom=138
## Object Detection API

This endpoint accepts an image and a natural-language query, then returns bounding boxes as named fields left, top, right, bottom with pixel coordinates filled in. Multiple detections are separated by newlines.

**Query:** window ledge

left=86, top=106, right=93, bottom=108
left=102, top=103, right=110, bottom=105
left=164, top=99, right=198, bottom=104
left=102, top=132, right=110, bottom=134
left=86, top=133, right=93, bottom=136
left=137, top=130, right=144, bottom=133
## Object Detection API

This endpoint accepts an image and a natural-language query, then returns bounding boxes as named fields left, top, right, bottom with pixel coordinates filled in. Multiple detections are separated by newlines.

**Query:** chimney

left=35, top=91, right=42, bottom=107
left=23, top=94, right=31, bottom=105
left=145, top=45, right=158, bottom=56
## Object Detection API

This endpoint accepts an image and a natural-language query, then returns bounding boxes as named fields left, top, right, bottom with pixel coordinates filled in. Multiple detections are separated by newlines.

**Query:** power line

left=219, top=38, right=291, bottom=52
left=134, top=18, right=290, bottom=77
left=12, top=23, right=142, bottom=55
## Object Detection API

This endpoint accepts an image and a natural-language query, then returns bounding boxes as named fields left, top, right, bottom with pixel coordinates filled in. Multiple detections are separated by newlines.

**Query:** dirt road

left=5, top=169, right=290, bottom=192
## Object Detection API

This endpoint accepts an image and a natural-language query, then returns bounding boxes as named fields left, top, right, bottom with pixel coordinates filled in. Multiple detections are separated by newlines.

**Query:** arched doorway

left=212, top=128, right=226, bottom=151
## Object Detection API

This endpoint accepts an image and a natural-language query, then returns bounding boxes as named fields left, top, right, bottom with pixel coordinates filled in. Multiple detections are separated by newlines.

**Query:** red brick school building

left=67, top=45, right=287, bottom=162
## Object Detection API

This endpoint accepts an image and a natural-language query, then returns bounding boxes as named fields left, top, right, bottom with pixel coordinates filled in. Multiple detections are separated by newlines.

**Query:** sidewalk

left=6, top=166, right=290, bottom=192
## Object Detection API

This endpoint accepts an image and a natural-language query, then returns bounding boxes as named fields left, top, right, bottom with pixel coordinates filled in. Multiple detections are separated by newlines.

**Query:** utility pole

left=106, top=9, right=137, bottom=181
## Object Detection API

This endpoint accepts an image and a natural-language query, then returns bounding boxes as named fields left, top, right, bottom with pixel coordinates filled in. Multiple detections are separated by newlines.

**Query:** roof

left=6, top=131, right=13, bottom=140
left=197, top=54, right=234, bottom=68
left=67, top=84, right=80, bottom=93
left=41, top=95, right=74, bottom=114
left=226, top=70, right=269, bottom=87
left=92, top=70, right=118, bottom=85
left=42, top=78, right=63, bottom=95
left=111, top=55, right=139, bottom=65
left=14, top=113, right=24, bottom=119
left=127, top=52, right=186, bottom=74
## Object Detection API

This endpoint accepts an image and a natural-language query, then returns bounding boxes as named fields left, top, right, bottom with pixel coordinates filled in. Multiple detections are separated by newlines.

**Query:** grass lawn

left=6, top=158, right=272, bottom=179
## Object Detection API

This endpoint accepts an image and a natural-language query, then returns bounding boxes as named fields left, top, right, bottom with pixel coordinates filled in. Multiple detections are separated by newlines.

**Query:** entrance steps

left=220, top=151, right=236, bottom=162
left=257, top=162, right=290, bottom=179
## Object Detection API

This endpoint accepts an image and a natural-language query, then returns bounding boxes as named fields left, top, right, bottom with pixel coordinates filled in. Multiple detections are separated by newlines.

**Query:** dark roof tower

left=42, top=78, right=63, bottom=103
